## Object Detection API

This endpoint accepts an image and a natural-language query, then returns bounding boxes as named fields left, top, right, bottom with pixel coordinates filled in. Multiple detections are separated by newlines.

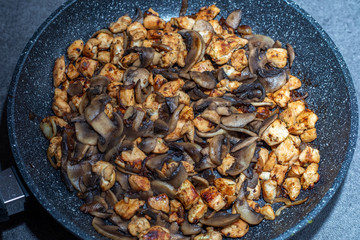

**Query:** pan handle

left=0, top=167, right=28, bottom=222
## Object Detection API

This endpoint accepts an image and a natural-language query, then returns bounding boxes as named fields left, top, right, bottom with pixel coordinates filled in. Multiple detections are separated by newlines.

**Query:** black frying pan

left=5, top=0, right=358, bottom=239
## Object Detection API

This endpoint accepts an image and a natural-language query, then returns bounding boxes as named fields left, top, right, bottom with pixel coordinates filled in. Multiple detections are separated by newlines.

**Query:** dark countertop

left=1, top=0, right=359, bottom=239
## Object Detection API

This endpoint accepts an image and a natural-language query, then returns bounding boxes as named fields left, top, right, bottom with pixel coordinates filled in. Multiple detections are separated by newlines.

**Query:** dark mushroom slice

left=247, top=35, right=275, bottom=74
left=179, top=0, right=188, bottom=16
left=73, top=142, right=90, bottom=162
left=85, top=94, right=111, bottom=122
left=257, top=67, right=287, bottom=93
left=132, top=108, right=146, bottom=131
left=193, top=20, right=215, bottom=33
left=123, top=106, right=136, bottom=120
left=191, top=175, right=209, bottom=190
left=258, top=113, right=278, bottom=137
left=151, top=42, right=173, bottom=52
left=151, top=180, right=177, bottom=199
left=178, top=30, right=206, bottom=73
left=67, top=81, right=83, bottom=97
left=87, top=76, right=110, bottom=100
left=138, top=137, right=157, bottom=153
left=195, top=156, right=217, bottom=172
left=182, top=80, right=197, bottom=91
left=286, top=43, right=295, bottom=68
left=168, top=104, right=185, bottom=133
left=169, top=142, right=202, bottom=163
left=234, top=199, right=264, bottom=225
left=226, top=142, right=256, bottom=176
left=153, top=68, right=179, bottom=80
left=234, top=80, right=266, bottom=102
left=75, top=122, right=98, bottom=146
left=189, top=71, right=217, bottom=89
left=154, top=119, right=169, bottom=136
left=215, top=106, right=232, bottom=116
left=104, top=135, right=126, bottom=162
left=166, top=96, right=179, bottom=114
left=200, top=212, right=241, bottom=227
left=231, top=136, right=259, bottom=153
left=226, top=9, right=242, bottom=29
left=123, top=67, right=150, bottom=88
left=146, top=154, right=168, bottom=172
left=208, top=134, right=224, bottom=165
left=126, top=47, right=155, bottom=68
left=181, top=220, right=202, bottom=235
left=167, top=163, right=188, bottom=188
left=91, top=29, right=113, bottom=39
left=220, top=124, right=257, bottom=137
left=221, top=113, right=256, bottom=128
left=201, top=109, right=220, bottom=124
left=66, top=161, right=93, bottom=192
left=92, top=217, right=135, bottom=240
left=133, top=7, right=143, bottom=23
left=273, top=40, right=282, bottom=48
left=196, top=128, right=226, bottom=138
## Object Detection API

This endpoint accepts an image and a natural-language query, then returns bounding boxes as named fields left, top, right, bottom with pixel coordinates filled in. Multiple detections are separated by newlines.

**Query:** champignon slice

left=193, top=20, right=215, bottom=33
left=154, top=119, right=169, bottom=136
left=219, top=125, right=257, bottom=137
left=201, top=109, right=220, bottom=124
left=87, top=76, right=110, bottom=100
left=74, top=122, right=98, bottom=146
left=257, top=68, right=287, bottom=93
left=208, top=134, right=224, bottom=165
left=85, top=94, right=111, bottom=122
left=200, top=212, right=240, bottom=227
left=286, top=43, right=295, bottom=68
left=247, top=34, right=275, bottom=51
left=73, top=142, right=90, bottom=162
left=92, top=217, right=135, bottom=240
left=234, top=80, right=266, bottom=102
left=234, top=199, right=264, bottom=225
left=131, top=47, right=155, bottom=68
left=168, top=104, right=185, bottom=133
left=190, top=71, right=217, bottom=89
left=166, top=96, right=179, bottom=114
left=123, top=67, right=150, bottom=88
left=138, top=137, right=157, bottom=153
left=221, top=113, right=256, bottom=128
left=181, top=220, right=202, bottom=235
left=226, top=9, right=242, bottom=29
left=231, top=136, right=259, bottom=153
left=169, top=142, right=202, bottom=163
left=167, top=163, right=188, bottom=189
left=178, top=30, right=206, bottom=73
left=151, top=180, right=177, bottom=199
left=66, top=161, right=93, bottom=192
left=196, top=128, right=226, bottom=138
left=258, top=113, right=278, bottom=137
left=226, top=142, right=256, bottom=176
left=67, top=81, right=83, bottom=97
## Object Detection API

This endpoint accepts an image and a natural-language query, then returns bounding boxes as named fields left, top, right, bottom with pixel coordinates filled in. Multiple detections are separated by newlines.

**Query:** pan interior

left=7, top=0, right=357, bottom=239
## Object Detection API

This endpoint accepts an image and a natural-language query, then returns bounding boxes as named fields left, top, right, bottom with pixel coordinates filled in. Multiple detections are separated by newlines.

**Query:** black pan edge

left=6, top=0, right=358, bottom=239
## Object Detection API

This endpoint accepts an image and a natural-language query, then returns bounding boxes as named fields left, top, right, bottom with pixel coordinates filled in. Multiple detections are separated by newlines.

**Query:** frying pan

left=3, top=0, right=357, bottom=239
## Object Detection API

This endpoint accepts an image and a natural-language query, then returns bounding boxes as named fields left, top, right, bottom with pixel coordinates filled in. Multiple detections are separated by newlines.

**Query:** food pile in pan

left=40, top=2, right=320, bottom=239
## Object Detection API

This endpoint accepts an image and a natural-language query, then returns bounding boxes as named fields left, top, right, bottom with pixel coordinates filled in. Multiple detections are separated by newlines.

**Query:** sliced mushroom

left=221, top=113, right=256, bottom=128
left=127, top=47, right=155, bottom=68
left=234, top=199, right=264, bottom=225
left=138, top=137, right=157, bottom=153
left=189, top=71, right=217, bottom=89
left=151, top=180, right=177, bottom=199
left=67, top=81, right=83, bottom=97
left=166, top=96, right=179, bottom=114
left=75, top=122, right=98, bottom=146
left=167, top=163, right=188, bottom=189
left=257, top=68, right=287, bottom=93
left=193, top=20, right=215, bottom=33
left=195, top=156, right=217, bottom=172
left=123, top=67, right=150, bottom=88
left=196, top=128, right=226, bottom=138
left=168, top=104, right=185, bottom=133
left=200, top=212, right=240, bottom=227
left=154, top=119, right=169, bottom=136
left=178, top=30, right=206, bottom=73
left=87, top=76, right=110, bottom=100
left=201, top=109, right=220, bottom=124
left=226, top=142, right=256, bottom=176
left=231, top=136, right=259, bottom=153
left=258, top=113, right=278, bottom=137
left=208, top=134, right=224, bottom=165
left=92, top=217, right=135, bottom=240
left=169, top=142, right=202, bottom=163
left=234, top=80, right=266, bottom=102
left=220, top=125, right=258, bottom=137
left=226, top=9, right=242, bottom=29
left=181, top=220, right=202, bottom=235
left=286, top=43, right=295, bottom=68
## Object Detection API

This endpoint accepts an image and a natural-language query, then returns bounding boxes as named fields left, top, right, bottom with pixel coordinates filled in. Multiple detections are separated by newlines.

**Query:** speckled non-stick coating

left=7, top=0, right=358, bottom=239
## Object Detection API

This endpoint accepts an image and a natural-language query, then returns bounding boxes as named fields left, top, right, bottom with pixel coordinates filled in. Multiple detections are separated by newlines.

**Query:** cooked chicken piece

left=119, top=88, right=136, bottom=107
left=283, top=177, right=301, bottom=200
left=128, top=216, right=151, bottom=237
left=216, top=79, right=241, bottom=92
left=147, top=30, right=164, bottom=40
left=296, top=109, right=318, bottom=129
left=160, top=31, right=186, bottom=65
left=92, top=161, right=116, bottom=191
left=151, top=138, right=169, bottom=153
left=263, top=151, right=277, bottom=172
left=288, top=165, right=305, bottom=178
left=193, top=116, right=215, bottom=132
left=139, top=226, right=171, bottom=240
left=261, top=119, right=289, bottom=146
left=179, top=106, right=194, bottom=121
left=177, top=90, right=190, bottom=105
left=47, top=136, right=62, bottom=168
left=97, top=51, right=110, bottom=63
left=266, top=48, right=288, bottom=68
left=270, top=164, right=289, bottom=185
left=115, top=198, right=145, bottom=220
left=220, top=65, right=242, bottom=79
left=96, top=32, right=113, bottom=50
left=109, top=15, right=132, bottom=33
left=158, top=79, right=184, bottom=97
left=263, top=96, right=277, bottom=108
left=217, top=153, right=235, bottom=176
left=195, top=5, right=221, bottom=21
left=221, top=219, right=249, bottom=238
left=127, top=22, right=147, bottom=41
left=54, top=87, right=68, bottom=102
left=53, top=56, right=66, bottom=87
left=257, top=148, right=269, bottom=169
left=188, top=198, right=207, bottom=223
left=104, top=103, right=114, bottom=119
left=288, top=100, right=306, bottom=116
left=76, top=57, right=99, bottom=78
left=287, top=134, right=301, bottom=147
left=260, top=205, right=275, bottom=220
left=66, top=64, right=80, bottom=80
left=173, top=16, right=195, bottom=30
left=194, top=228, right=222, bottom=240
left=205, top=88, right=226, bottom=97
left=148, top=193, right=170, bottom=213
left=176, top=179, right=200, bottom=210
left=165, top=119, right=186, bottom=141
left=83, top=38, right=101, bottom=59
left=288, top=122, right=307, bottom=135
left=300, top=128, right=317, bottom=142
left=198, top=30, right=214, bottom=46
left=200, top=186, right=226, bottom=211
left=208, top=20, right=223, bottom=35
left=247, top=180, right=261, bottom=200
left=287, top=75, right=302, bottom=90
left=231, top=49, right=248, bottom=72
left=67, top=40, right=84, bottom=61
left=274, top=138, right=299, bottom=166
left=262, top=179, right=277, bottom=203
left=160, top=51, right=177, bottom=68
left=110, top=41, right=125, bottom=66
left=206, top=34, right=248, bottom=65
left=279, top=108, right=297, bottom=127
left=191, top=60, right=215, bottom=72
left=259, top=171, right=271, bottom=180
left=272, top=85, right=291, bottom=108
left=128, top=175, right=151, bottom=192
left=301, top=163, right=320, bottom=190
left=235, top=173, right=247, bottom=196
left=119, top=146, right=147, bottom=171
left=121, top=52, right=140, bottom=68
left=99, top=63, right=124, bottom=82
left=52, top=97, right=71, bottom=117
left=143, top=14, right=166, bottom=30
left=169, top=200, right=185, bottom=224
left=214, top=178, right=236, bottom=197
left=299, top=146, right=320, bottom=166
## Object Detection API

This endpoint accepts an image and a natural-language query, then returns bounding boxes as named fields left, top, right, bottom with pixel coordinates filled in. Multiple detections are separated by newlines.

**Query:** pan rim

left=6, top=0, right=358, bottom=239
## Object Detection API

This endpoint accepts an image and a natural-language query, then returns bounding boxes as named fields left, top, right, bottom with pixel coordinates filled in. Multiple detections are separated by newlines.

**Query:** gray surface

left=0, top=0, right=359, bottom=239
